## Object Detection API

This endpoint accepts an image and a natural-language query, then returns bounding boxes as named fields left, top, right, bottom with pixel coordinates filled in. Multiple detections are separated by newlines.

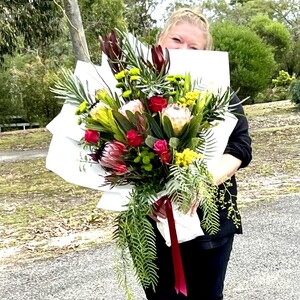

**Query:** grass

left=0, top=100, right=300, bottom=266
left=0, top=128, right=52, bottom=151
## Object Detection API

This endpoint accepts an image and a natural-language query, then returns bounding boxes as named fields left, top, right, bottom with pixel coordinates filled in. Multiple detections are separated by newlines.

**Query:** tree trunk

left=63, top=0, right=90, bottom=62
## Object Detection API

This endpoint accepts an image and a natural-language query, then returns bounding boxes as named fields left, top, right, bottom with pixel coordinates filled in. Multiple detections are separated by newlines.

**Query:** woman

left=144, top=7, right=252, bottom=300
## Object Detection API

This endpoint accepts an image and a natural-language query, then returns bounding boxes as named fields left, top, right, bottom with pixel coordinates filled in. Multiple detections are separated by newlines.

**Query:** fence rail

left=0, top=122, right=40, bottom=132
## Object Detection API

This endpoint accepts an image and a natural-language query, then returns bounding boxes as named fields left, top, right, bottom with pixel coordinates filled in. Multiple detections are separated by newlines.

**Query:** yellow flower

left=122, top=90, right=132, bottom=98
left=179, top=91, right=201, bottom=106
left=90, top=103, right=111, bottom=125
left=90, top=103, right=125, bottom=142
left=95, top=89, right=117, bottom=109
left=115, top=70, right=126, bottom=80
left=174, top=149, right=202, bottom=167
left=75, top=100, right=88, bottom=114
left=129, top=68, right=140, bottom=75
left=130, top=75, right=139, bottom=81
left=195, top=90, right=213, bottom=113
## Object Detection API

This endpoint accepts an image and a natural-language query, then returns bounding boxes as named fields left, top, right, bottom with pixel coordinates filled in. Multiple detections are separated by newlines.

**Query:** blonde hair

left=159, top=7, right=212, bottom=50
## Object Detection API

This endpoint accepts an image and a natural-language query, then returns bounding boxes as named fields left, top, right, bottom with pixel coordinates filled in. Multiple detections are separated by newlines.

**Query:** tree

left=0, top=54, right=62, bottom=126
left=0, top=0, right=63, bottom=60
left=123, top=0, right=160, bottom=41
left=211, top=21, right=277, bottom=101
left=250, top=14, right=291, bottom=64
left=78, top=0, right=125, bottom=63
left=63, top=0, right=90, bottom=62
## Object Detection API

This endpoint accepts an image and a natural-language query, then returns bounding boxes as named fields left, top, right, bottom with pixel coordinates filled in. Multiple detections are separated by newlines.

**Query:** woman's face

left=159, top=22, right=207, bottom=50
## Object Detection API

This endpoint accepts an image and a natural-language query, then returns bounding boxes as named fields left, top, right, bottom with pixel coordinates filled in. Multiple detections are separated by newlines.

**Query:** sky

left=151, top=0, right=193, bottom=26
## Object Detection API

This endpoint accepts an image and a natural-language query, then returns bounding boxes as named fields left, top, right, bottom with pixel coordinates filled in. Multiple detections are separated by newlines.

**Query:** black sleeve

left=224, top=93, right=252, bottom=168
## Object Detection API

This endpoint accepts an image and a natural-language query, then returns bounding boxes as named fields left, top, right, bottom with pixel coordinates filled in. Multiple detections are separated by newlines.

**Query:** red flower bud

left=84, top=130, right=99, bottom=144
left=100, top=30, right=123, bottom=74
left=126, top=129, right=143, bottom=147
left=148, top=96, right=168, bottom=112
left=151, top=45, right=170, bottom=75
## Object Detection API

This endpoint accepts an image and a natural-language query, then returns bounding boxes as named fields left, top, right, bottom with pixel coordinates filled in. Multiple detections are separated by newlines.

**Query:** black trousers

left=144, top=234, right=234, bottom=300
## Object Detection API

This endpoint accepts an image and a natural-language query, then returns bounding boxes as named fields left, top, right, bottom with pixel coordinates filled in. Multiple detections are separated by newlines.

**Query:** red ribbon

left=156, top=196, right=187, bottom=296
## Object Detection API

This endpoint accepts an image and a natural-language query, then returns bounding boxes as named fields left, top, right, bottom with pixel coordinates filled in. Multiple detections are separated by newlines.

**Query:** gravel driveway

left=1, top=194, right=299, bottom=300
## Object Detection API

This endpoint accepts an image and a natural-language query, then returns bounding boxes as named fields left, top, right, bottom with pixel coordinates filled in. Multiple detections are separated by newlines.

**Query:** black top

left=196, top=93, right=252, bottom=243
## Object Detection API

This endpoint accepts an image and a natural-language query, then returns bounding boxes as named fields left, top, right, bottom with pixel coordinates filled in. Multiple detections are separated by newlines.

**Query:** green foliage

left=211, top=21, right=277, bottom=101
left=284, top=40, right=300, bottom=77
left=0, top=54, right=63, bottom=126
left=250, top=14, right=291, bottom=64
left=272, top=70, right=296, bottom=87
left=114, top=185, right=158, bottom=291
left=123, top=0, right=159, bottom=37
left=78, top=0, right=126, bottom=63
left=289, top=79, right=300, bottom=107
left=0, top=0, right=64, bottom=60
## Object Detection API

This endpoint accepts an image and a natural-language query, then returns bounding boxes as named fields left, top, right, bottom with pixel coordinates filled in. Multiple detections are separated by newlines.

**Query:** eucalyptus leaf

left=145, top=135, right=160, bottom=148
left=169, top=137, right=179, bottom=149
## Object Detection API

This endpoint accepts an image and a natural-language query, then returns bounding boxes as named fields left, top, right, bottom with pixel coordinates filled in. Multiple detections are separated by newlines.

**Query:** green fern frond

left=113, top=185, right=160, bottom=292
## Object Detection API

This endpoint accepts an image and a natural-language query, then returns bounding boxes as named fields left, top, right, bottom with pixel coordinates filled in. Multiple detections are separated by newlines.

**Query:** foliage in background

left=78, top=0, right=125, bottom=64
left=272, top=70, right=296, bottom=87
left=0, top=0, right=64, bottom=61
left=1, top=0, right=300, bottom=125
left=211, top=21, right=277, bottom=102
left=0, top=54, right=62, bottom=126
left=250, top=14, right=291, bottom=67
left=261, top=70, right=297, bottom=102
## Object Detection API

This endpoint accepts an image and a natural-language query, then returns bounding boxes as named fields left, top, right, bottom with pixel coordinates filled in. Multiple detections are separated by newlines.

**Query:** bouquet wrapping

left=46, top=31, right=239, bottom=296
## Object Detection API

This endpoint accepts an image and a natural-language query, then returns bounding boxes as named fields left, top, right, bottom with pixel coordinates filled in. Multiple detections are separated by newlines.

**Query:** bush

left=211, top=21, right=277, bottom=102
left=272, top=70, right=296, bottom=87
left=289, top=79, right=300, bottom=107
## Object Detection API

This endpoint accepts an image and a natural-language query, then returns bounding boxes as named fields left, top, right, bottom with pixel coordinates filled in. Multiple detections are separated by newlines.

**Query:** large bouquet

left=48, top=30, right=239, bottom=296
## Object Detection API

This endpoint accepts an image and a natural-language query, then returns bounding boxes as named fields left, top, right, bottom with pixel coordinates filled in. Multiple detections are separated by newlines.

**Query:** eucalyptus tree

left=0, top=0, right=63, bottom=60
left=123, top=0, right=161, bottom=44
left=63, top=0, right=90, bottom=62
left=78, top=0, right=125, bottom=63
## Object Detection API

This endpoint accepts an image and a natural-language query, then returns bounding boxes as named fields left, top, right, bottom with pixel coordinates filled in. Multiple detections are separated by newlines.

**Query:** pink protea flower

left=119, top=100, right=144, bottom=117
left=162, top=104, right=192, bottom=136
left=100, top=141, right=127, bottom=174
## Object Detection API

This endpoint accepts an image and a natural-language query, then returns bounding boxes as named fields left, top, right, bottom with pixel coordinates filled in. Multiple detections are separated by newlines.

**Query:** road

left=1, top=194, right=299, bottom=300
left=0, top=149, right=48, bottom=162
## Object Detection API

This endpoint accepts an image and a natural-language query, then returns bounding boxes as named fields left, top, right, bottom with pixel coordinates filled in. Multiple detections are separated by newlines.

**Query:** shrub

left=272, top=70, right=296, bottom=87
left=211, top=21, right=277, bottom=102
left=289, top=79, right=300, bottom=107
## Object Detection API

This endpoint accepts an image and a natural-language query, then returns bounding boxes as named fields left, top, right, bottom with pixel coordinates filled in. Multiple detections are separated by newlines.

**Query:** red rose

left=148, top=96, right=167, bottom=112
left=126, top=129, right=143, bottom=147
left=84, top=129, right=99, bottom=144
left=153, top=140, right=168, bottom=155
